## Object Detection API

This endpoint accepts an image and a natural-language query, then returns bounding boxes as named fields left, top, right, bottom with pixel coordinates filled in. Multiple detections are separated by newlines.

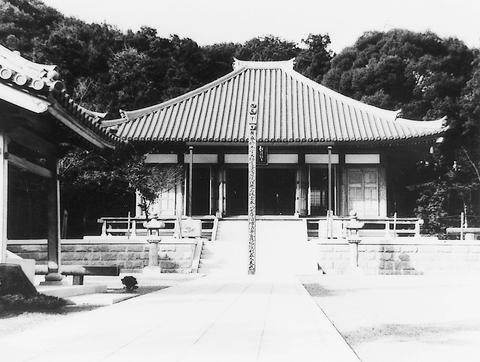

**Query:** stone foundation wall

left=8, top=238, right=200, bottom=273
left=316, top=238, right=480, bottom=275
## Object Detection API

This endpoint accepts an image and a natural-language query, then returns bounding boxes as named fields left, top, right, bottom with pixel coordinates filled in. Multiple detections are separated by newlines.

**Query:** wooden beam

left=7, top=153, right=53, bottom=178
left=0, top=83, right=49, bottom=114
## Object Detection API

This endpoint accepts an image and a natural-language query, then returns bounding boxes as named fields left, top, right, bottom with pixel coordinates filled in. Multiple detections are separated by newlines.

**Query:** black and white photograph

left=0, top=0, right=479, bottom=360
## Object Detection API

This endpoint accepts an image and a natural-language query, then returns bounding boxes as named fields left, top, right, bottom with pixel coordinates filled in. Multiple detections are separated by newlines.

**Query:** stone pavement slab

left=0, top=275, right=358, bottom=362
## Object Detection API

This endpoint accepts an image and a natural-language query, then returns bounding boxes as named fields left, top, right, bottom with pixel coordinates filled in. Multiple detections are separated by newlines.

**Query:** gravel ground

left=302, top=275, right=480, bottom=362
left=0, top=273, right=201, bottom=338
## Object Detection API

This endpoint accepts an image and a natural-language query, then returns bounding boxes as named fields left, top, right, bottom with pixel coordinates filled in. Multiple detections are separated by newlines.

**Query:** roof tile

left=114, top=59, right=446, bottom=143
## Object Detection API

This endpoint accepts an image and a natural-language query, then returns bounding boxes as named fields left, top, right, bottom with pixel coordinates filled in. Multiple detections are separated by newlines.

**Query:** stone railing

left=97, top=216, right=217, bottom=241
left=306, top=216, right=423, bottom=240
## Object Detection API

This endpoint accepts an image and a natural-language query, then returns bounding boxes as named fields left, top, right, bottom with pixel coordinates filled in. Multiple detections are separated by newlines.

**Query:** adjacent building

left=0, top=45, right=119, bottom=280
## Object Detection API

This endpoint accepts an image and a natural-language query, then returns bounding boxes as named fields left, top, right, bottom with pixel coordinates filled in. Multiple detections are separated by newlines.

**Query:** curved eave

left=49, top=91, right=123, bottom=149
left=122, top=133, right=444, bottom=146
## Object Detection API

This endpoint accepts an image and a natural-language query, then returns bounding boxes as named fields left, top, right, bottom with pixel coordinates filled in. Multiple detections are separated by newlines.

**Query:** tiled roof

left=0, top=45, right=120, bottom=148
left=111, top=59, right=446, bottom=144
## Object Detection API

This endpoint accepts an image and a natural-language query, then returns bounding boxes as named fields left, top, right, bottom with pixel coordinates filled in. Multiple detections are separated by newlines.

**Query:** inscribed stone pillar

left=247, top=102, right=257, bottom=275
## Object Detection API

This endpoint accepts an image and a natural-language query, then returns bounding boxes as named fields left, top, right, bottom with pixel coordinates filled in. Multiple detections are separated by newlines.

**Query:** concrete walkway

left=1, top=275, right=358, bottom=362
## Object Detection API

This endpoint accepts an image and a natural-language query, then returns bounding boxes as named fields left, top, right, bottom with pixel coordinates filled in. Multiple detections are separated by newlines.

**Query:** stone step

left=199, top=219, right=317, bottom=275
left=38, top=284, right=107, bottom=298
left=66, top=292, right=139, bottom=307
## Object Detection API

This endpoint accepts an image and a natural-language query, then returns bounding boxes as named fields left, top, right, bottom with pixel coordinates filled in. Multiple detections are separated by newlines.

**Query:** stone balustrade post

left=148, top=239, right=160, bottom=267
left=143, top=217, right=165, bottom=274
left=346, top=211, right=364, bottom=272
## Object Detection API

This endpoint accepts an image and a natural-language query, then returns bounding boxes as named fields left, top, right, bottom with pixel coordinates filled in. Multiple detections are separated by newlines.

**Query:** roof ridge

left=232, top=58, right=295, bottom=70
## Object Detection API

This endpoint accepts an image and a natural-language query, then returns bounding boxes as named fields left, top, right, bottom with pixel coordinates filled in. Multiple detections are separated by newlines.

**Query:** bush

left=0, top=293, right=67, bottom=312
left=121, top=276, right=138, bottom=292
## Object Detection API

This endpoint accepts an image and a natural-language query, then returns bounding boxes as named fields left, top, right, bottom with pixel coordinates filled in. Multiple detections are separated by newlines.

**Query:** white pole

left=127, top=211, right=131, bottom=239
left=460, top=212, right=464, bottom=241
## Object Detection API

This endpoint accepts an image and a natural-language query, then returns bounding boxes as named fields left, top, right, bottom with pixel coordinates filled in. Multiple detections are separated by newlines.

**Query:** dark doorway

left=225, top=168, right=297, bottom=216
left=257, top=169, right=296, bottom=215
left=309, top=167, right=335, bottom=216
left=191, top=167, right=210, bottom=215
left=226, top=168, right=248, bottom=215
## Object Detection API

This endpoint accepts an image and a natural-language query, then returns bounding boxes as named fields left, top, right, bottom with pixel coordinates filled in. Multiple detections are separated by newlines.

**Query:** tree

left=323, top=29, right=477, bottom=233
left=0, top=0, right=62, bottom=57
left=235, top=36, right=300, bottom=61
left=59, top=146, right=184, bottom=234
left=323, top=30, right=474, bottom=122
left=295, top=34, right=334, bottom=83
left=123, top=157, right=183, bottom=219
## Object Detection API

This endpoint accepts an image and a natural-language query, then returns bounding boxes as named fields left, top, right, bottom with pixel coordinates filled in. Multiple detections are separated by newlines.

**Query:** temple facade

left=104, top=59, right=445, bottom=219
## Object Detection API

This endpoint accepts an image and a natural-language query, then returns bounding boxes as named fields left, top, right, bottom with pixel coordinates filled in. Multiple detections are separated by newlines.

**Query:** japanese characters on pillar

left=248, top=102, right=257, bottom=275
left=257, top=145, right=267, bottom=165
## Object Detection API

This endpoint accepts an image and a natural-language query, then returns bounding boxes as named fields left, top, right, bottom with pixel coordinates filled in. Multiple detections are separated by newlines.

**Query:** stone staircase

left=197, top=220, right=248, bottom=275
left=197, top=219, right=318, bottom=275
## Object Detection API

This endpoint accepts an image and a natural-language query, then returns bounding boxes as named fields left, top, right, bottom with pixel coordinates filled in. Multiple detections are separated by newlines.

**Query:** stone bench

left=36, top=265, right=120, bottom=285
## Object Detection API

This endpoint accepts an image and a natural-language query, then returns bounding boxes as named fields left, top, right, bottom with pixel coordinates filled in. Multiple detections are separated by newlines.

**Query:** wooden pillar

left=328, top=146, right=333, bottom=215
left=183, top=167, right=187, bottom=216
left=247, top=102, right=257, bottom=275
left=379, top=166, right=387, bottom=217
left=295, top=168, right=302, bottom=216
left=44, top=159, right=62, bottom=283
left=295, top=163, right=308, bottom=216
left=339, top=153, right=347, bottom=217
left=218, top=166, right=225, bottom=217
left=188, top=146, right=193, bottom=217
left=175, top=177, right=184, bottom=217
left=0, top=133, right=8, bottom=263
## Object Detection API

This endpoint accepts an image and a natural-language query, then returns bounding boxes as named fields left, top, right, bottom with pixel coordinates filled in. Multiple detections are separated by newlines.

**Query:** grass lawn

left=302, top=275, right=480, bottom=362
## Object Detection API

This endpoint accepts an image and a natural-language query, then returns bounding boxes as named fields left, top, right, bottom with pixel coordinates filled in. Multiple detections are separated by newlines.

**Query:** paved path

left=1, top=275, right=358, bottom=362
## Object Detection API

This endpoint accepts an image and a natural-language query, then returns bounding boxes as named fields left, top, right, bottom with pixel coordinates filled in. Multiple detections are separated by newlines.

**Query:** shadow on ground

left=344, top=321, right=480, bottom=346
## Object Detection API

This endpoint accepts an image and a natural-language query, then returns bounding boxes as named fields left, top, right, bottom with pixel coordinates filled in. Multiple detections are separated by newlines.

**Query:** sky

left=42, top=0, right=480, bottom=52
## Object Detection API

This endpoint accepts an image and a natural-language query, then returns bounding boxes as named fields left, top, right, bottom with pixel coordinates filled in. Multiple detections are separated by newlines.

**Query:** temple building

left=0, top=45, right=119, bottom=280
left=104, top=59, right=445, bottom=219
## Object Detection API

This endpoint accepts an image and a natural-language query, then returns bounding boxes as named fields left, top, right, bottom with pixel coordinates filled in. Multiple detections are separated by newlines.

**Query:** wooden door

left=157, top=187, right=176, bottom=216
left=347, top=168, right=379, bottom=216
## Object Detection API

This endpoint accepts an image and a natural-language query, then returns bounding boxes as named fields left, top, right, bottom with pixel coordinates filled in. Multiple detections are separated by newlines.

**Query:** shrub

left=0, top=293, right=67, bottom=312
left=121, top=276, right=138, bottom=292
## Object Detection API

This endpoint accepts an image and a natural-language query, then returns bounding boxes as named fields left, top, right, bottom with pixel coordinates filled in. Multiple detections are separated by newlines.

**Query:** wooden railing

left=97, top=216, right=217, bottom=240
left=306, top=215, right=423, bottom=240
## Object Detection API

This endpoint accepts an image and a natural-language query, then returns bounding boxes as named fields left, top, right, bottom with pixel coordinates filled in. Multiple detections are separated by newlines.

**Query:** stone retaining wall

left=7, top=238, right=200, bottom=273
left=316, top=238, right=480, bottom=275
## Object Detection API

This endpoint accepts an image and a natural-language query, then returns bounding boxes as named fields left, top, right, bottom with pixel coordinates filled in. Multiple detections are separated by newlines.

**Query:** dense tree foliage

left=322, top=29, right=479, bottom=232
left=1, top=0, right=478, bottom=235
left=323, top=30, right=474, bottom=122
